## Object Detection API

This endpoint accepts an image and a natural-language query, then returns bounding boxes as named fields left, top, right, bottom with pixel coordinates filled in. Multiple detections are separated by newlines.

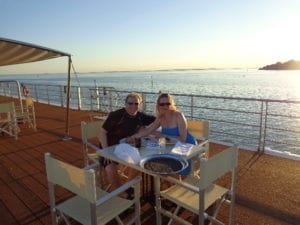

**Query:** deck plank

left=0, top=180, right=43, bottom=225
left=0, top=198, right=18, bottom=225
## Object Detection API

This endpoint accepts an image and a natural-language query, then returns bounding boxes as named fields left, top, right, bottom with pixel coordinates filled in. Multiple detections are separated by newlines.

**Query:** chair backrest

left=81, top=120, right=104, bottom=143
left=187, top=120, right=210, bottom=140
left=45, top=153, right=97, bottom=203
left=81, top=120, right=104, bottom=165
left=0, top=102, right=15, bottom=114
left=0, top=102, right=17, bottom=139
left=25, top=97, right=34, bottom=107
left=199, top=144, right=238, bottom=190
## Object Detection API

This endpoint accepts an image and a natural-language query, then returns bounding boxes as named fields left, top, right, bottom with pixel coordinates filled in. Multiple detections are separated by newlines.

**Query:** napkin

left=171, top=141, right=194, bottom=155
left=114, top=143, right=141, bottom=164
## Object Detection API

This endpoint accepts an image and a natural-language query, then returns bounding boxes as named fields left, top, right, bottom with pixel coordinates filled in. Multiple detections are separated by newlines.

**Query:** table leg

left=141, top=173, right=155, bottom=205
left=154, top=176, right=162, bottom=225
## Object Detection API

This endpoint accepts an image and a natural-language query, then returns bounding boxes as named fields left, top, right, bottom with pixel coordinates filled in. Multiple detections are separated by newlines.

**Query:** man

left=98, top=92, right=155, bottom=195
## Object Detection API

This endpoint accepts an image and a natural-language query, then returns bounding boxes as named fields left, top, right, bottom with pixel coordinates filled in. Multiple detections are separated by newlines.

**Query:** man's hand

left=125, top=136, right=135, bottom=144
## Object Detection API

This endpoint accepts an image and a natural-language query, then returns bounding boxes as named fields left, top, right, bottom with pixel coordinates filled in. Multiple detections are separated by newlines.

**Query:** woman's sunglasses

left=159, top=102, right=171, bottom=106
left=127, top=102, right=139, bottom=105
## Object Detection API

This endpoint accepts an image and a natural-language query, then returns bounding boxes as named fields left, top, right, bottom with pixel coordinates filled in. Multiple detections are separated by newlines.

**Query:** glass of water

left=158, top=137, right=166, bottom=153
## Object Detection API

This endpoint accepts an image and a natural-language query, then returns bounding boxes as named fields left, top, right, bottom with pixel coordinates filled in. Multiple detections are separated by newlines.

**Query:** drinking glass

left=158, top=137, right=166, bottom=154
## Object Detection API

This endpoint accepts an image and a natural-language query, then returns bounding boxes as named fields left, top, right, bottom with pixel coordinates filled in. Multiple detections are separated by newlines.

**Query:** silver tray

left=140, top=154, right=188, bottom=174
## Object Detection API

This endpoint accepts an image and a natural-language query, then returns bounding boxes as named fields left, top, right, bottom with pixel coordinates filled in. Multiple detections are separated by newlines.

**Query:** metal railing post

left=96, top=87, right=100, bottom=111
left=258, top=101, right=264, bottom=152
left=141, top=93, right=146, bottom=112
left=109, top=90, right=113, bottom=112
left=46, top=85, right=50, bottom=104
left=262, top=101, right=269, bottom=153
left=190, top=95, right=194, bottom=119
left=59, top=86, right=64, bottom=107
left=34, top=85, right=38, bottom=102
left=77, top=86, right=82, bottom=110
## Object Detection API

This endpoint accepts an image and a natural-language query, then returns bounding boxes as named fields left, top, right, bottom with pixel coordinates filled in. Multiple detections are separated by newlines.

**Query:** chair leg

left=211, top=196, right=226, bottom=219
left=205, top=197, right=227, bottom=225
left=167, top=205, right=181, bottom=225
left=228, top=193, right=235, bottom=225
left=59, top=211, right=72, bottom=225
left=50, top=209, right=57, bottom=225
left=115, top=216, right=124, bottom=225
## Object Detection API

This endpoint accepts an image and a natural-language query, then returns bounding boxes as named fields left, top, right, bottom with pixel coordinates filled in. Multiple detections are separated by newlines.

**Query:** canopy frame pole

left=63, top=56, right=72, bottom=141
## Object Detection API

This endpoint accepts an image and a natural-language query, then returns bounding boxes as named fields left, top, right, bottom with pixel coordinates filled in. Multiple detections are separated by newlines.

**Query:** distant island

left=259, top=59, right=300, bottom=70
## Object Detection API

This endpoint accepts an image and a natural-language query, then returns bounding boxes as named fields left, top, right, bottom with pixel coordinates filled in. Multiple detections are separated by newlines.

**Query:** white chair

left=81, top=120, right=104, bottom=166
left=81, top=120, right=129, bottom=181
left=0, top=102, right=18, bottom=139
left=45, top=152, right=141, bottom=225
left=155, top=144, right=238, bottom=225
left=187, top=120, right=210, bottom=177
left=15, top=97, right=37, bottom=131
left=187, top=119, right=210, bottom=155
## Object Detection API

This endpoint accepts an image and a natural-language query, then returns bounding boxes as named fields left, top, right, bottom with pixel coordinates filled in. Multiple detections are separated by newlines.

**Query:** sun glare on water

left=289, top=74, right=300, bottom=100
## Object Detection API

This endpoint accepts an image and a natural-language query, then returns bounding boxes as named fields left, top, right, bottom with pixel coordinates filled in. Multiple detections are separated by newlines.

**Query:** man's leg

left=105, top=163, right=121, bottom=191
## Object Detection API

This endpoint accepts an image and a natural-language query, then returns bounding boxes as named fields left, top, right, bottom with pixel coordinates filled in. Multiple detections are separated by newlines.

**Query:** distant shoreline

left=259, top=59, right=300, bottom=70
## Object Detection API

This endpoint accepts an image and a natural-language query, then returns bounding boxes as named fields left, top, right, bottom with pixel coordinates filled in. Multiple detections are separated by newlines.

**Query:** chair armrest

left=96, top=176, right=142, bottom=205
left=196, top=139, right=209, bottom=157
left=197, top=138, right=209, bottom=146
left=83, top=163, right=99, bottom=170
left=159, top=175, right=199, bottom=193
left=87, top=142, right=100, bottom=151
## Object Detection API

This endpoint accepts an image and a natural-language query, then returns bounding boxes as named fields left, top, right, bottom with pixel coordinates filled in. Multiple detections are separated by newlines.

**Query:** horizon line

left=0, top=67, right=259, bottom=76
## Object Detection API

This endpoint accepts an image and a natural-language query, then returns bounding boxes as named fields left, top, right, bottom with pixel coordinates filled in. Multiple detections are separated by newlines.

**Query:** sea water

left=2, top=69, right=300, bottom=100
left=1, top=69, right=300, bottom=159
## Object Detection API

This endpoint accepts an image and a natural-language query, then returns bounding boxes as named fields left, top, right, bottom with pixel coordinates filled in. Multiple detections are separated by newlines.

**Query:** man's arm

left=130, top=117, right=161, bottom=140
left=141, top=113, right=156, bottom=126
left=98, top=126, right=109, bottom=148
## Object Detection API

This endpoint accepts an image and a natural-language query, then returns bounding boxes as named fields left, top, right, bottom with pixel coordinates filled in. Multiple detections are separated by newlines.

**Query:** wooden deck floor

left=0, top=96, right=299, bottom=225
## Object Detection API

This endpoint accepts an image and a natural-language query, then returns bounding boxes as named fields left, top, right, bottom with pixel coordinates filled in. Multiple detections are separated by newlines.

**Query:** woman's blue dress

left=161, top=127, right=196, bottom=175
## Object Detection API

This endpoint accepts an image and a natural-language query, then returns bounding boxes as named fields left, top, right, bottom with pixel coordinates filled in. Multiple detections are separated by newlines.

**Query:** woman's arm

left=130, top=118, right=161, bottom=139
left=176, top=112, right=188, bottom=142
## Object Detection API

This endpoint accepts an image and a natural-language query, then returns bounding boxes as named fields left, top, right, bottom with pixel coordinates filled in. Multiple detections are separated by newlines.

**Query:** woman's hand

left=151, top=131, right=164, bottom=138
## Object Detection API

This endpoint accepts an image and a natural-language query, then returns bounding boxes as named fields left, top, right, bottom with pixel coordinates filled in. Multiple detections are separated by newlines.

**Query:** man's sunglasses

left=127, top=102, right=139, bottom=105
left=159, top=102, right=171, bottom=106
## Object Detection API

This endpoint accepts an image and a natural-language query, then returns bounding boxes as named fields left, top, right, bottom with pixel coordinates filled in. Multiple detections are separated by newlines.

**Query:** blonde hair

left=155, top=93, right=177, bottom=115
left=125, top=92, right=142, bottom=103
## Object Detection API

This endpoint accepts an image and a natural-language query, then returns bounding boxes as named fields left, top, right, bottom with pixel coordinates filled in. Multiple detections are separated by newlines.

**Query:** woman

left=21, top=83, right=30, bottom=97
left=130, top=93, right=196, bottom=175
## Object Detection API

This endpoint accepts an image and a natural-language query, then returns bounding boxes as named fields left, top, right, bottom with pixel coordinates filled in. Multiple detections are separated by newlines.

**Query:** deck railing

left=1, top=80, right=300, bottom=155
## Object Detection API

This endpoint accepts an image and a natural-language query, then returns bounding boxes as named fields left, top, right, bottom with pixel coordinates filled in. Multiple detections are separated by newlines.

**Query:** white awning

left=0, top=37, right=71, bottom=66
left=0, top=37, right=72, bottom=139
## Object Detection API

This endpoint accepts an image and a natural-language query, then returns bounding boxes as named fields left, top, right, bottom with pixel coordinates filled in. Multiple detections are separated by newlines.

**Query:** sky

left=1, top=0, right=300, bottom=74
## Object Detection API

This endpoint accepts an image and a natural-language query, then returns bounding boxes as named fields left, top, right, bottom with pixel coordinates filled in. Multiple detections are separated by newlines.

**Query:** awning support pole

left=63, top=56, right=72, bottom=141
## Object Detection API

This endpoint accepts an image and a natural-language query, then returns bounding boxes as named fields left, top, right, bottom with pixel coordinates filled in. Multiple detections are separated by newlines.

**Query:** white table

left=90, top=140, right=205, bottom=225
left=95, top=141, right=204, bottom=174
